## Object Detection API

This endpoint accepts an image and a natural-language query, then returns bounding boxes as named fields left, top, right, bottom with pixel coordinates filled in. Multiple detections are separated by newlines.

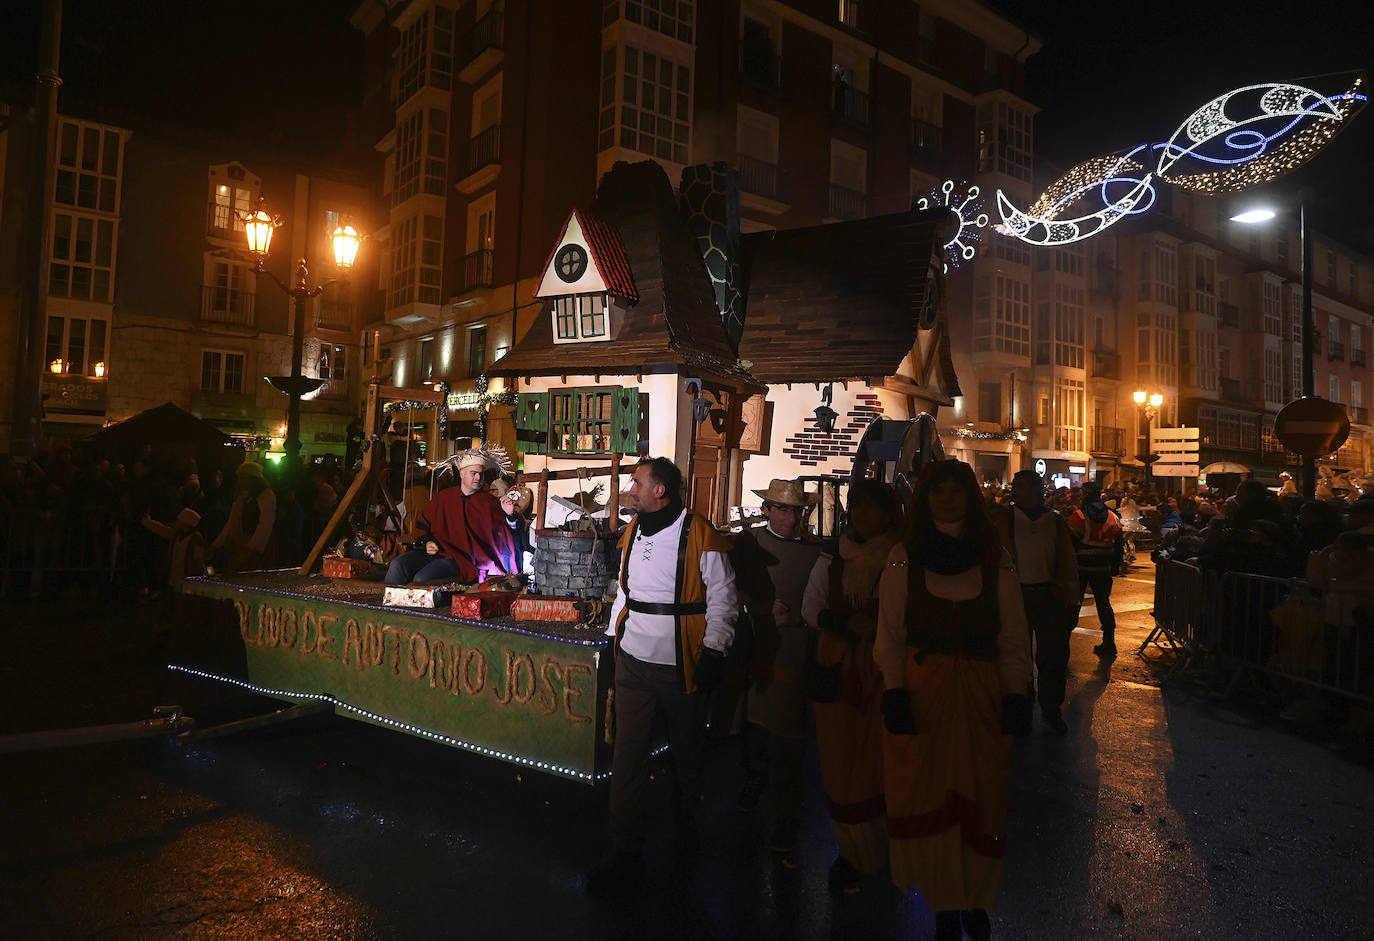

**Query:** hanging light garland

left=995, top=72, right=1368, bottom=246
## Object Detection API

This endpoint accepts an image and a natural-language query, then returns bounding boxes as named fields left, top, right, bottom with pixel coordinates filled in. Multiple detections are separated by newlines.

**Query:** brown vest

left=903, top=547, right=1002, bottom=661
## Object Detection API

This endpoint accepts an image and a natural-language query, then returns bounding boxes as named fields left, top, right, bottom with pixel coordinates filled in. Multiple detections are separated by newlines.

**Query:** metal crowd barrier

left=1142, top=559, right=1374, bottom=707
left=0, top=506, right=130, bottom=600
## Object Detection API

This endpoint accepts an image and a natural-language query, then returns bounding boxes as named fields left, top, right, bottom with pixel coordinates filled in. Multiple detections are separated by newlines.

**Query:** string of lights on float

left=165, top=664, right=669, bottom=782
left=992, top=72, right=1367, bottom=248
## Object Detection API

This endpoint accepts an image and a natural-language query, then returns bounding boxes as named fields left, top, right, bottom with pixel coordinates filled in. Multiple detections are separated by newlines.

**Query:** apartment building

left=351, top=0, right=1040, bottom=453
left=0, top=104, right=383, bottom=459
left=952, top=177, right=1374, bottom=492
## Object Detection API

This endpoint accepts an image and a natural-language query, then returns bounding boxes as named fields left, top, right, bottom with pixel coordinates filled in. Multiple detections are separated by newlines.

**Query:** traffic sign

left=1274, top=397, right=1350, bottom=456
left=1150, top=426, right=1200, bottom=464
left=1152, top=464, right=1201, bottom=477
left=1034, top=459, right=1047, bottom=476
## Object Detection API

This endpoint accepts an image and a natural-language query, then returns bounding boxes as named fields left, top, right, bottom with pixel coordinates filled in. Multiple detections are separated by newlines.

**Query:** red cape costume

left=416, top=487, right=518, bottom=582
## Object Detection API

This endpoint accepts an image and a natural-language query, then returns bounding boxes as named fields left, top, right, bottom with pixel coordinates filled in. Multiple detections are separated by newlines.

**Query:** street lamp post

left=1232, top=198, right=1315, bottom=498
left=1134, top=389, right=1164, bottom=490
left=241, top=204, right=360, bottom=478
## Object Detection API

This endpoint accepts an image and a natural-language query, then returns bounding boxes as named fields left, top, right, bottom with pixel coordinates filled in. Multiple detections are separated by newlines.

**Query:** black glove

left=1002, top=693, right=1032, bottom=736
left=693, top=646, right=727, bottom=690
left=882, top=688, right=918, bottom=735
left=816, top=608, right=852, bottom=639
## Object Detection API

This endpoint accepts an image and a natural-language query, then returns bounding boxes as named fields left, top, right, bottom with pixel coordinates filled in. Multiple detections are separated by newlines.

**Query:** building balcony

left=1090, top=348, right=1121, bottom=380
left=458, top=125, right=502, bottom=193
left=737, top=153, right=779, bottom=201
left=909, top=118, right=943, bottom=157
left=1090, top=426, right=1126, bottom=456
left=1352, top=406, right=1369, bottom=425
left=831, top=81, right=869, bottom=125
left=1329, top=340, right=1345, bottom=361
left=1352, top=348, right=1367, bottom=367
left=1220, top=377, right=1244, bottom=400
left=1219, top=301, right=1240, bottom=328
left=739, top=50, right=782, bottom=93
left=459, top=7, right=503, bottom=84
left=316, top=298, right=353, bottom=332
left=200, top=285, right=255, bottom=327
left=453, top=249, right=493, bottom=297
left=828, top=184, right=866, bottom=221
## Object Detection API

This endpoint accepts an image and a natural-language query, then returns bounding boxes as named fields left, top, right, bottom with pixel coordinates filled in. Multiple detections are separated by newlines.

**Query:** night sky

left=3, top=0, right=1372, bottom=248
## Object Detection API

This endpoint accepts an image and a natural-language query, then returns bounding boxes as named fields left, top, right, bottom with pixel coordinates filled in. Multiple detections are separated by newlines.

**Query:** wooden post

left=300, top=382, right=381, bottom=575
left=535, top=466, right=550, bottom=531
left=607, top=450, right=620, bottom=529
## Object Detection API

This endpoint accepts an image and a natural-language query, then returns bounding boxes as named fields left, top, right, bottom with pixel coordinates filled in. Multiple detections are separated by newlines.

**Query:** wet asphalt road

left=2, top=565, right=1373, bottom=940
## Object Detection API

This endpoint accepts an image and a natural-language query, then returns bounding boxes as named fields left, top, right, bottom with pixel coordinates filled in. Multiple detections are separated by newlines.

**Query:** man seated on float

left=385, top=448, right=521, bottom=585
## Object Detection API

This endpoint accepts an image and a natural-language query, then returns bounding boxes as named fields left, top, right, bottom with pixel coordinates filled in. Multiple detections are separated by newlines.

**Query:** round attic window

left=555, top=244, right=588, bottom=283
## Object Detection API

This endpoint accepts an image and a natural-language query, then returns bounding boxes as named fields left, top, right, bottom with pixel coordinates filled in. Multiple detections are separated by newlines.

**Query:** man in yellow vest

left=586, top=457, right=739, bottom=896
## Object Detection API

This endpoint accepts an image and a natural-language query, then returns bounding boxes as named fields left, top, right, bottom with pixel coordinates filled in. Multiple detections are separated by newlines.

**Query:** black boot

left=934, top=910, right=963, bottom=941
left=1093, top=632, right=1117, bottom=660
left=962, top=908, right=991, bottom=941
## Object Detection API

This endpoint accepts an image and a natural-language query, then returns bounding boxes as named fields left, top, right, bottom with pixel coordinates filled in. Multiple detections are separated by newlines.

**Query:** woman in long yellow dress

left=875, top=459, right=1031, bottom=941
left=801, top=480, right=901, bottom=893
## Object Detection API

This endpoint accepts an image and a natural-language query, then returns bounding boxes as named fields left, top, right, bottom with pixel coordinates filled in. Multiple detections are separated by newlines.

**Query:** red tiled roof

left=578, top=209, right=638, bottom=303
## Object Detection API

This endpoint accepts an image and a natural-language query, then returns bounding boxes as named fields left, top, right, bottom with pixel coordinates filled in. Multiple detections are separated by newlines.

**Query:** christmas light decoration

left=916, top=180, right=989, bottom=272
left=165, top=663, right=663, bottom=782
left=1156, top=75, right=1367, bottom=193
left=995, top=71, right=1367, bottom=246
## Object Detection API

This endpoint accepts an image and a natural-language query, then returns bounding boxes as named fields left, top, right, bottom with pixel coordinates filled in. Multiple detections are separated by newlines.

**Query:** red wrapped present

left=510, top=594, right=589, bottom=623
left=451, top=591, right=517, bottom=620
left=323, top=556, right=373, bottom=579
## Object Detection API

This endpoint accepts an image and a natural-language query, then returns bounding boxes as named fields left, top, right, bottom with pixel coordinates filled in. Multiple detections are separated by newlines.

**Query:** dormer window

left=555, top=293, right=610, bottom=341
left=535, top=208, right=637, bottom=345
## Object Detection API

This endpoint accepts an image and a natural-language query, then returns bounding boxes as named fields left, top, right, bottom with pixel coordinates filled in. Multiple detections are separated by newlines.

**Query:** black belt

left=627, top=598, right=707, bottom=616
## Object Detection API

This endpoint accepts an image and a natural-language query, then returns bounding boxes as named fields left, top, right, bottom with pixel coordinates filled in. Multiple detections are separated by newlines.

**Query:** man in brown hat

left=731, top=478, right=823, bottom=853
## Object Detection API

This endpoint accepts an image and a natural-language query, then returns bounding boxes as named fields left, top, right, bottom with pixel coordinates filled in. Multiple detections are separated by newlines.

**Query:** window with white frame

left=54, top=118, right=123, bottom=213
left=467, top=325, right=487, bottom=377
left=1330, top=373, right=1342, bottom=403
left=617, top=45, right=691, bottom=164
left=1054, top=377, right=1085, bottom=452
left=393, top=110, right=423, bottom=206
left=1353, top=379, right=1363, bottom=412
left=1262, top=280, right=1282, bottom=336
left=425, top=107, right=449, bottom=195
left=210, top=179, right=252, bottom=236
left=1153, top=241, right=1177, bottom=305
left=598, top=46, right=618, bottom=152
left=973, top=274, right=1030, bottom=356
left=467, top=194, right=495, bottom=255
left=418, top=337, right=435, bottom=381
left=1054, top=283, right=1085, bottom=368
left=44, top=315, right=108, bottom=377
left=1264, top=348, right=1283, bottom=404
left=553, top=293, right=612, bottom=342
left=625, top=0, right=695, bottom=42
left=389, top=215, right=418, bottom=309
left=50, top=212, right=116, bottom=303
left=1352, top=324, right=1363, bottom=359
left=975, top=100, right=1032, bottom=182
left=419, top=215, right=442, bottom=305
left=201, top=350, right=246, bottom=394
left=203, top=259, right=253, bottom=320
left=396, top=6, right=453, bottom=106
left=1330, top=315, right=1341, bottom=356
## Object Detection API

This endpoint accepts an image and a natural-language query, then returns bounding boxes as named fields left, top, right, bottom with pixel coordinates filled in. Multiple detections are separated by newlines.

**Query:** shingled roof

left=489, top=160, right=758, bottom=389
left=736, top=208, right=948, bottom=383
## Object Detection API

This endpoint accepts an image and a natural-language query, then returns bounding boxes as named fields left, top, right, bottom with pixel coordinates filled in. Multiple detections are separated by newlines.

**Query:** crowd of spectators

left=0, top=441, right=353, bottom=599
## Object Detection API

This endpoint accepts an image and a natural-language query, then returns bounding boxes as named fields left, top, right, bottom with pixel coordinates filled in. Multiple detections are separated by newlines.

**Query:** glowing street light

left=241, top=199, right=363, bottom=476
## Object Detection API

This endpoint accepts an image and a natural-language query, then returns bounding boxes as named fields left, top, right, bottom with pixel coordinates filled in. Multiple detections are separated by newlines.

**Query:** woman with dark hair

left=874, top=459, right=1031, bottom=941
left=801, top=479, right=902, bottom=894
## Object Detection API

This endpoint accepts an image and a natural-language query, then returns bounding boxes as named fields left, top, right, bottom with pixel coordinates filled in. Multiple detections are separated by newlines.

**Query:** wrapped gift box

left=323, top=556, right=373, bottom=579
left=510, top=594, right=588, bottom=623
left=383, top=586, right=441, bottom=609
left=452, top=591, right=518, bottom=620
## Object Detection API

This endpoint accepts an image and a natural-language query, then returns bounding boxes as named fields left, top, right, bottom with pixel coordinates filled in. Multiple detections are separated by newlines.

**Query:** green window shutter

left=609, top=386, right=641, bottom=454
left=514, top=391, right=548, bottom=454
